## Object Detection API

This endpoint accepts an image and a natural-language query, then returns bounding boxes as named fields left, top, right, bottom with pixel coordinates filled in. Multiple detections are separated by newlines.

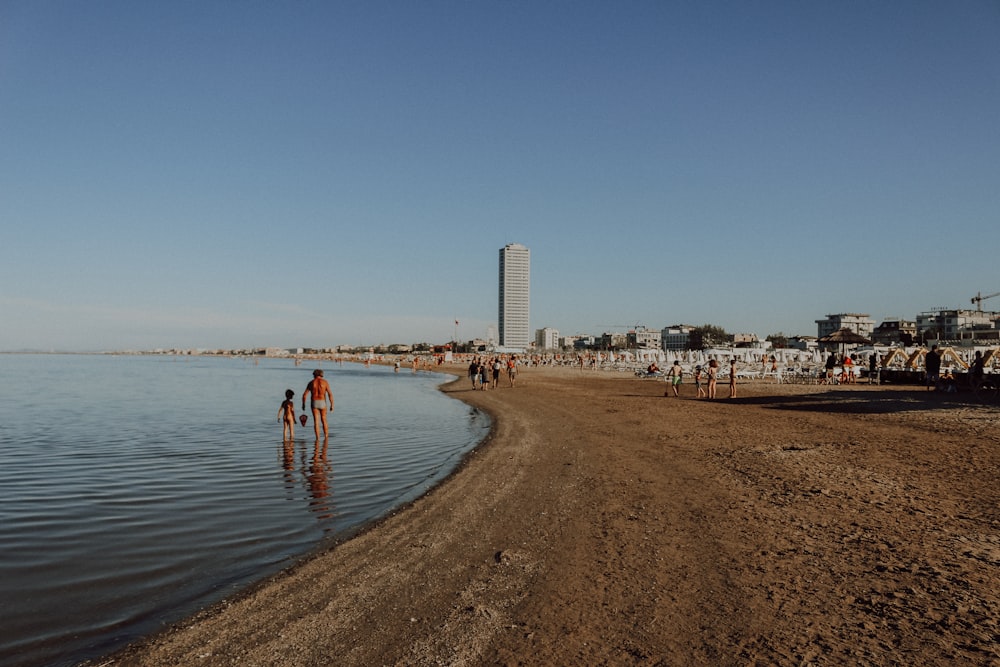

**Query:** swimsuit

left=311, top=400, right=327, bottom=410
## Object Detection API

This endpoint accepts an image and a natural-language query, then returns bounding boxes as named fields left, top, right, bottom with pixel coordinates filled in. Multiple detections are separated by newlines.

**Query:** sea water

left=0, top=354, right=489, bottom=667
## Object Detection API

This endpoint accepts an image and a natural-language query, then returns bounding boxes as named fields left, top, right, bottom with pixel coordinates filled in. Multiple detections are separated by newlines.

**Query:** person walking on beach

left=666, top=360, right=683, bottom=397
left=707, top=358, right=719, bottom=399
left=729, top=358, right=738, bottom=398
left=469, top=358, right=479, bottom=390
left=277, top=389, right=296, bottom=440
left=492, top=357, right=502, bottom=389
left=507, top=355, right=518, bottom=387
left=302, top=369, right=334, bottom=439
left=479, top=361, right=490, bottom=390
left=925, top=345, right=941, bottom=391
left=693, top=365, right=706, bottom=398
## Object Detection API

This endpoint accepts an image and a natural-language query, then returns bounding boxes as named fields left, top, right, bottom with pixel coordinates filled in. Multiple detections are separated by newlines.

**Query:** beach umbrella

left=819, top=328, right=873, bottom=345
left=819, top=328, right=873, bottom=357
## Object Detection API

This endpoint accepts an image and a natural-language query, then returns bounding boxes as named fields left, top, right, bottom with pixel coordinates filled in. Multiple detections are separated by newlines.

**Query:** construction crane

left=971, top=291, right=1000, bottom=311
left=596, top=323, right=644, bottom=331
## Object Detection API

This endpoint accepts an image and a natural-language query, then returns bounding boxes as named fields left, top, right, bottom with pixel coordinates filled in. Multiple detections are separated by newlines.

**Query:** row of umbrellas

left=595, top=328, right=874, bottom=367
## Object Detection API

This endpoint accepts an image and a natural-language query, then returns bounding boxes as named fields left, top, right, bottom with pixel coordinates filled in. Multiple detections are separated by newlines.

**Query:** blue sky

left=2, top=1, right=998, bottom=351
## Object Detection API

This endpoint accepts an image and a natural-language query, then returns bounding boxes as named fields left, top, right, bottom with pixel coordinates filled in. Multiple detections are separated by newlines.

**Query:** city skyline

left=2, top=3, right=998, bottom=352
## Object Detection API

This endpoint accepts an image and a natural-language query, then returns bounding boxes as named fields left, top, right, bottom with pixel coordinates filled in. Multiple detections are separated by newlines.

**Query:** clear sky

left=2, top=1, right=998, bottom=351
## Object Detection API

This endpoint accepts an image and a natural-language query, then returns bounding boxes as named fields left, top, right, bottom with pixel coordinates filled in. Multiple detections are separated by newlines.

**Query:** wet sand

left=96, top=365, right=1000, bottom=666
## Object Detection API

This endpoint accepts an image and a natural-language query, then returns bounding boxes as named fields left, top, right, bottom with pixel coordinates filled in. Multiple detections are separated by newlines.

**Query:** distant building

left=660, top=325, right=694, bottom=352
left=787, top=336, right=818, bottom=352
left=559, top=335, right=579, bottom=349
left=599, top=332, right=628, bottom=350
left=498, top=243, right=530, bottom=350
left=627, top=326, right=661, bottom=350
left=732, top=333, right=759, bottom=346
left=916, top=308, right=998, bottom=344
left=535, top=327, right=560, bottom=351
left=872, top=318, right=916, bottom=346
left=815, top=313, right=875, bottom=339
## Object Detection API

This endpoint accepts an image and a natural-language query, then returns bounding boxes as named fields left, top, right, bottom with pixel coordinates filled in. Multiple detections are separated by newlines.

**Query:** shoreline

left=92, top=365, right=999, bottom=666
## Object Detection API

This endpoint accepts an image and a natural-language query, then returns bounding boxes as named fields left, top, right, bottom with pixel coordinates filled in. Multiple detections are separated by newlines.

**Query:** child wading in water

left=278, top=389, right=296, bottom=440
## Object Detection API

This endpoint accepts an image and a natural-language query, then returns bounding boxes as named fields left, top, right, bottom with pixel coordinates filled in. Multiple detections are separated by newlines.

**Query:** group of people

left=661, top=358, right=738, bottom=400
left=467, top=355, right=519, bottom=390
left=278, top=369, right=334, bottom=440
left=924, top=345, right=987, bottom=392
left=818, top=352, right=874, bottom=385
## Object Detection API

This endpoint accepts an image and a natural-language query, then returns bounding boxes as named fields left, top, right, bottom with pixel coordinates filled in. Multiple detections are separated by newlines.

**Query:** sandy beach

left=96, top=365, right=999, bottom=666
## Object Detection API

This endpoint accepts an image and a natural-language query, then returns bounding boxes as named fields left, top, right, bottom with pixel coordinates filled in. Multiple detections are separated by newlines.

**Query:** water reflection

left=280, top=438, right=336, bottom=521
left=305, top=438, right=334, bottom=520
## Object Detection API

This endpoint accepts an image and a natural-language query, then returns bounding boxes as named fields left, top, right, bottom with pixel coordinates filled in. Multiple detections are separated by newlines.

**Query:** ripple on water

left=0, top=355, right=489, bottom=667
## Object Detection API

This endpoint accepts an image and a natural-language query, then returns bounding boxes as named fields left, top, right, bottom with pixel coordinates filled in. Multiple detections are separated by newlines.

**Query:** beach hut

left=905, top=346, right=969, bottom=371
left=882, top=348, right=909, bottom=369
left=940, top=347, right=970, bottom=370
left=906, top=348, right=926, bottom=369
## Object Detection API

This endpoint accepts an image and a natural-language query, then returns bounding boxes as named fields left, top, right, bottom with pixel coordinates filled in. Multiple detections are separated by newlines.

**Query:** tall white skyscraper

left=498, top=243, right=530, bottom=349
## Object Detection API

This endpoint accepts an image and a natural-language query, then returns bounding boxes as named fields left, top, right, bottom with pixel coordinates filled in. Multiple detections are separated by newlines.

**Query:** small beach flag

left=299, top=414, right=308, bottom=427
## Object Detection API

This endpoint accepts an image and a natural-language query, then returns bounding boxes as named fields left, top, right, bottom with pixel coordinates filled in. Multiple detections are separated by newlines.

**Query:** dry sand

left=96, top=365, right=999, bottom=666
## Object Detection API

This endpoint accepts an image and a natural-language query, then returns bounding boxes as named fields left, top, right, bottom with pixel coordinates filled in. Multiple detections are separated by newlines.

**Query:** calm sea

left=0, top=354, right=489, bottom=667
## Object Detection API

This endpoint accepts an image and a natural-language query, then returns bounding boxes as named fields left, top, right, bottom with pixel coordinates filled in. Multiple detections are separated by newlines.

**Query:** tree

left=766, top=333, right=789, bottom=349
left=688, top=325, right=729, bottom=350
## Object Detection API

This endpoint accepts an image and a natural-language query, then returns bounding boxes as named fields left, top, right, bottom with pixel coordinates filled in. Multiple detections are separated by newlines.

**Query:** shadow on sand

left=727, top=387, right=995, bottom=416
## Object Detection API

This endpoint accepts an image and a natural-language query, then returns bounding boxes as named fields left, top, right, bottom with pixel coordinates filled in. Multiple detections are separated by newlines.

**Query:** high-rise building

left=535, top=327, right=560, bottom=351
left=498, top=243, right=530, bottom=349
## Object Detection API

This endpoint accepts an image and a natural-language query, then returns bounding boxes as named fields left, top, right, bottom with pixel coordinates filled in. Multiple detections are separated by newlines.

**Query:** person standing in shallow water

left=302, top=369, right=334, bottom=439
left=277, top=389, right=296, bottom=440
